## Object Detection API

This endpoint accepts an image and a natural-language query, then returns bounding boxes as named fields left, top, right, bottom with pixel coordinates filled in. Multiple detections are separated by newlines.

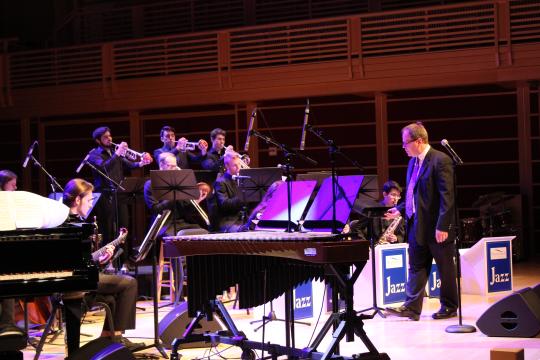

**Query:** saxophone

left=377, top=215, right=402, bottom=245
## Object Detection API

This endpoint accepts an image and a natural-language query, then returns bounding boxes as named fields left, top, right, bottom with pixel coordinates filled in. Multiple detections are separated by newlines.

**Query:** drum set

left=460, top=193, right=518, bottom=248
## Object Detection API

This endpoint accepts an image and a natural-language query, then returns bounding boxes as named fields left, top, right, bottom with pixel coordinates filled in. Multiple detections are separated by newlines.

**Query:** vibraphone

left=163, top=231, right=389, bottom=360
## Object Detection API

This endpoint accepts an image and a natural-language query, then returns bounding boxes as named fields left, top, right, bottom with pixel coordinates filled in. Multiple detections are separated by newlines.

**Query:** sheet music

left=0, top=192, right=16, bottom=231
left=0, top=191, right=69, bottom=230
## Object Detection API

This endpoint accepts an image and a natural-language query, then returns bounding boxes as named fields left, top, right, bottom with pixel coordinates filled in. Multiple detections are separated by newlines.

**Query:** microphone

left=76, top=154, right=90, bottom=173
left=440, top=139, right=463, bottom=165
left=232, top=175, right=251, bottom=180
left=244, top=108, right=257, bottom=152
left=22, top=140, right=38, bottom=168
left=300, top=99, right=309, bottom=151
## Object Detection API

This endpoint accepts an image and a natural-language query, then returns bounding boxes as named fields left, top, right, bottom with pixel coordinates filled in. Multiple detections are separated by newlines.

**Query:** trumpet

left=111, top=141, right=146, bottom=162
left=224, top=145, right=250, bottom=169
left=175, top=140, right=200, bottom=151
left=239, top=154, right=250, bottom=169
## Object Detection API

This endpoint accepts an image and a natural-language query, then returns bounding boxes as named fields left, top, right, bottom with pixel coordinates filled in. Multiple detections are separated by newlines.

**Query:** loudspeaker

left=66, top=337, right=135, bottom=360
left=158, top=301, right=224, bottom=349
left=477, top=287, right=540, bottom=337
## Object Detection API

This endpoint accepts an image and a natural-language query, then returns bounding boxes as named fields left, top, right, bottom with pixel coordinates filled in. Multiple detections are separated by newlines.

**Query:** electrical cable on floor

left=306, top=283, right=327, bottom=347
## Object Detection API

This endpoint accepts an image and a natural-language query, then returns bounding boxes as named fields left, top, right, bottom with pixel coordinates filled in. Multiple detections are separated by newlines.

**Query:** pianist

left=63, top=178, right=144, bottom=352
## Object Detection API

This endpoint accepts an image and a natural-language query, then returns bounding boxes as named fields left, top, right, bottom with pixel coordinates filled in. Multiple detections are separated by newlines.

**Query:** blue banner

left=294, top=281, right=313, bottom=319
left=427, top=262, right=441, bottom=298
left=380, top=247, right=407, bottom=304
left=486, top=240, right=512, bottom=293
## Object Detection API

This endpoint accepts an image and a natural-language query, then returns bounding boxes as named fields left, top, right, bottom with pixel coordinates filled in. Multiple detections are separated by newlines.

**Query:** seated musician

left=63, top=178, right=144, bottom=352
left=350, top=180, right=405, bottom=244
left=153, top=125, right=208, bottom=170
left=143, top=152, right=211, bottom=235
left=207, top=151, right=248, bottom=233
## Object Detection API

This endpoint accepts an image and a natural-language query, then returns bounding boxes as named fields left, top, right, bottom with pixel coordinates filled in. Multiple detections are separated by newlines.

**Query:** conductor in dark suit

left=385, top=122, right=458, bottom=321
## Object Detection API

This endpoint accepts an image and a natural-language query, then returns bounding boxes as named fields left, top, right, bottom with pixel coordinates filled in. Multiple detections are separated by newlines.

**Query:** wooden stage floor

left=22, top=257, right=540, bottom=360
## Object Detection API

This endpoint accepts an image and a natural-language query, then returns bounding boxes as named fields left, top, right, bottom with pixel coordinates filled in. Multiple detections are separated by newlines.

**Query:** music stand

left=255, top=180, right=317, bottom=231
left=237, top=167, right=283, bottom=204
left=356, top=205, right=391, bottom=319
left=193, top=170, right=217, bottom=187
left=118, top=177, right=147, bottom=261
left=133, top=210, right=171, bottom=358
left=302, top=175, right=364, bottom=233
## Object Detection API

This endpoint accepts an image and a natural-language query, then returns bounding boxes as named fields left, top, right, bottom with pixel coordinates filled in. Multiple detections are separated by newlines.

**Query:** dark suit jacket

left=398, top=147, right=455, bottom=245
left=208, top=172, right=244, bottom=232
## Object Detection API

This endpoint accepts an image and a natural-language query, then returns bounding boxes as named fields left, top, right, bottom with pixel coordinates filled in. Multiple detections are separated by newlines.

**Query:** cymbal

left=472, top=192, right=506, bottom=208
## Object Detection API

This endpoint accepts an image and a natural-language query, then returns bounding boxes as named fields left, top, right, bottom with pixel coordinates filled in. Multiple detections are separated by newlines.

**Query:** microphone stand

left=306, top=125, right=363, bottom=234
left=250, top=130, right=316, bottom=232
left=83, top=160, right=126, bottom=191
left=29, top=155, right=64, bottom=193
left=443, top=146, right=476, bottom=334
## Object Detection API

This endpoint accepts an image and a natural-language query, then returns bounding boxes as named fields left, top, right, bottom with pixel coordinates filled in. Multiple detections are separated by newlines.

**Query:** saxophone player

left=350, top=180, right=405, bottom=243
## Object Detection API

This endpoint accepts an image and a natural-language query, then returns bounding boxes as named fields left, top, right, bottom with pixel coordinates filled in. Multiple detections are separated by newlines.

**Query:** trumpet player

left=350, top=180, right=405, bottom=244
left=201, top=128, right=250, bottom=174
left=154, top=125, right=208, bottom=170
left=88, top=126, right=153, bottom=258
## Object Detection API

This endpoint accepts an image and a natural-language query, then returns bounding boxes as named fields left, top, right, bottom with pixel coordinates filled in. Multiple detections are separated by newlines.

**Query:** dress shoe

left=118, top=336, right=146, bottom=352
left=385, top=305, right=420, bottom=321
left=432, top=307, right=457, bottom=320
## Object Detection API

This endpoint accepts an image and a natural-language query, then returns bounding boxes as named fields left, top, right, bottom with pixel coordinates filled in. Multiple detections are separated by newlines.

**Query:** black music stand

left=119, top=177, right=147, bottom=260
left=150, top=170, right=199, bottom=234
left=237, top=167, right=283, bottom=204
left=133, top=210, right=171, bottom=358
left=356, top=205, right=390, bottom=319
left=193, top=170, right=217, bottom=187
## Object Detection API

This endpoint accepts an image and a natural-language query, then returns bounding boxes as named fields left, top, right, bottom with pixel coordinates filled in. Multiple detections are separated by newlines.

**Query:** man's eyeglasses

left=388, top=194, right=401, bottom=199
left=402, top=138, right=418, bottom=146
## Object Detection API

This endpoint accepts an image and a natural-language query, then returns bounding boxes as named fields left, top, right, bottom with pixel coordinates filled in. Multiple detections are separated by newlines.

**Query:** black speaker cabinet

left=66, top=337, right=135, bottom=360
left=477, top=287, right=540, bottom=337
left=158, top=302, right=223, bottom=349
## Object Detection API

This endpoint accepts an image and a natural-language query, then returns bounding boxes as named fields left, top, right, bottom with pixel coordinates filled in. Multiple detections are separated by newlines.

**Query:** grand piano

left=0, top=224, right=99, bottom=298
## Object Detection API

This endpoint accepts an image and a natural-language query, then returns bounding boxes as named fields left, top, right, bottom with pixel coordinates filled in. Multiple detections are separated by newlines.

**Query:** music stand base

left=135, top=342, right=169, bottom=358
left=357, top=306, right=386, bottom=319
left=446, top=324, right=476, bottom=333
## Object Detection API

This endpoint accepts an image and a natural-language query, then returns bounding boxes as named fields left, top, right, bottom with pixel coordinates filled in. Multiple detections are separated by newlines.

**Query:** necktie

left=405, top=158, right=420, bottom=219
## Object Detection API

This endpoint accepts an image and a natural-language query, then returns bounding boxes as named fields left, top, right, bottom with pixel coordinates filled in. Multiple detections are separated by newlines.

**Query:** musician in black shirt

left=350, top=180, right=405, bottom=243
left=87, top=126, right=152, bottom=262
left=201, top=128, right=227, bottom=174
left=63, top=178, right=143, bottom=352
left=153, top=125, right=208, bottom=170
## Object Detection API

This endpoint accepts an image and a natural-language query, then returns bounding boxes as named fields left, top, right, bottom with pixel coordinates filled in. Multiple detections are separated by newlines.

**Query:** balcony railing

left=2, top=0, right=539, bottom=92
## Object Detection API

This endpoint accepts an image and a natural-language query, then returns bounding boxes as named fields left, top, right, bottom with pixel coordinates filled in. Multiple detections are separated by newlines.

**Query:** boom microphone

left=440, top=139, right=463, bottom=165
left=244, top=108, right=257, bottom=152
left=22, top=140, right=38, bottom=168
left=300, top=99, right=309, bottom=151
left=76, top=154, right=90, bottom=174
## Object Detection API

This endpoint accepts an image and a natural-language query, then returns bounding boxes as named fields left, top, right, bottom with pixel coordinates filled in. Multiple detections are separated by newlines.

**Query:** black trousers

left=94, top=273, right=137, bottom=332
left=404, top=221, right=458, bottom=314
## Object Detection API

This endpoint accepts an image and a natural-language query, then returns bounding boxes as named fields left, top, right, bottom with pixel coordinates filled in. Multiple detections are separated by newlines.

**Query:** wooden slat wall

left=7, top=0, right=540, bottom=92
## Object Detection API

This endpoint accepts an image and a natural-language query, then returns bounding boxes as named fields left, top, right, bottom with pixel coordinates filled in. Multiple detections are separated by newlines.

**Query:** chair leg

left=95, top=302, right=115, bottom=337
left=33, top=300, right=61, bottom=360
